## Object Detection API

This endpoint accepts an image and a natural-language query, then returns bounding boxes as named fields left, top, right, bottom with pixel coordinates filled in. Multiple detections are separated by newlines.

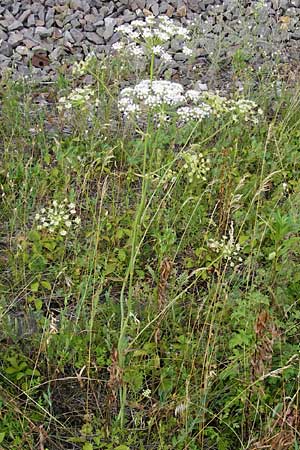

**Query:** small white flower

left=112, top=42, right=125, bottom=51
left=60, top=230, right=67, bottom=236
left=182, top=45, right=193, bottom=56
left=142, top=388, right=151, bottom=398
left=160, top=51, right=172, bottom=63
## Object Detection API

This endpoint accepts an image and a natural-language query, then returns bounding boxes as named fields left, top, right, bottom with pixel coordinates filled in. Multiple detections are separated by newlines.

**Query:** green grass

left=0, top=53, right=300, bottom=450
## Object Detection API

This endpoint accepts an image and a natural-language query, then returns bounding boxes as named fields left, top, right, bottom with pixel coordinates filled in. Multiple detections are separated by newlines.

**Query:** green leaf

left=82, top=443, right=93, bottom=450
left=16, top=372, right=25, bottom=380
left=29, top=255, right=47, bottom=272
left=114, top=446, right=130, bottom=450
left=116, top=229, right=124, bottom=239
left=5, top=367, right=19, bottom=374
left=34, top=298, right=43, bottom=311
left=105, top=263, right=117, bottom=275
left=43, top=241, right=56, bottom=251
left=31, top=282, right=40, bottom=292
left=118, top=249, right=127, bottom=262
left=28, top=230, right=40, bottom=242
left=41, top=280, right=51, bottom=290
left=0, top=432, right=5, bottom=443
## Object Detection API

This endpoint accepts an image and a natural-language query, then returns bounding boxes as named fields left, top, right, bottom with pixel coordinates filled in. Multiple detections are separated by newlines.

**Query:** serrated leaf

left=82, top=443, right=93, bottom=450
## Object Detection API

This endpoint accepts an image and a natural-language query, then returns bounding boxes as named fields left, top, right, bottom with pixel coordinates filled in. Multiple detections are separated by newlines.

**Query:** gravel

left=0, top=0, right=300, bottom=83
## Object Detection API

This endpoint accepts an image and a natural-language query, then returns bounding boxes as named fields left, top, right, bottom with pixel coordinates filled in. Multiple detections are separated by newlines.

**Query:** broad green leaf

left=0, top=432, right=5, bottom=443
left=31, top=282, right=40, bottom=292
left=34, top=298, right=43, bottom=311
left=41, top=280, right=51, bottom=290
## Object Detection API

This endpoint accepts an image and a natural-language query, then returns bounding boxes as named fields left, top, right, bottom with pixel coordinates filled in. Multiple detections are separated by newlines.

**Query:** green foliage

left=1, top=37, right=300, bottom=450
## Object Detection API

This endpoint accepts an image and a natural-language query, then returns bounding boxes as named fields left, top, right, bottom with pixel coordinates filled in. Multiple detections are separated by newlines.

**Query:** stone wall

left=0, top=0, right=300, bottom=80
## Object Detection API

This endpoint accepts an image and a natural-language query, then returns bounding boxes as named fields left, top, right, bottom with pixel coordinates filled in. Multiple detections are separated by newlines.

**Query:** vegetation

left=1, top=16, right=300, bottom=450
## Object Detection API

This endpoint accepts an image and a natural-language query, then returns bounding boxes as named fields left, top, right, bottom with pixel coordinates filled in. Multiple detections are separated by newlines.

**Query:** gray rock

left=0, top=54, right=11, bottom=68
left=4, top=10, right=15, bottom=24
left=23, top=39, right=36, bottom=49
left=0, top=41, right=13, bottom=57
left=36, top=19, right=46, bottom=27
left=49, top=46, right=64, bottom=60
left=69, top=0, right=82, bottom=8
left=159, top=1, right=169, bottom=13
left=136, top=0, right=146, bottom=8
left=27, top=14, right=35, bottom=27
left=151, top=1, right=160, bottom=16
left=122, top=11, right=136, bottom=22
left=85, top=14, right=97, bottom=23
left=35, top=26, right=53, bottom=38
left=171, top=38, right=184, bottom=51
left=103, top=17, right=116, bottom=40
left=8, top=20, right=23, bottom=31
left=64, top=30, right=75, bottom=44
left=12, top=2, right=21, bottom=16
left=292, top=29, right=300, bottom=38
left=84, top=23, right=95, bottom=32
left=174, top=52, right=188, bottom=61
left=70, top=28, right=85, bottom=43
left=86, top=31, right=104, bottom=44
left=0, top=29, right=8, bottom=40
left=94, top=19, right=105, bottom=27
left=194, top=81, right=208, bottom=91
left=15, top=45, right=30, bottom=56
left=8, top=32, right=24, bottom=48
left=99, top=6, right=110, bottom=16
left=18, top=10, right=32, bottom=24
left=31, top=2, right=42, bottom=14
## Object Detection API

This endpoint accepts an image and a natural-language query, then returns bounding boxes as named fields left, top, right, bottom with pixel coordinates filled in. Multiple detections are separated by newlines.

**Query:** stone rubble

left=0, top=0, right=300, bottom=82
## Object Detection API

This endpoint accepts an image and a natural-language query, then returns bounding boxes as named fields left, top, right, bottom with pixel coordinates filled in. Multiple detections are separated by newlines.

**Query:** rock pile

left=0, top=0, right=300, bottom=81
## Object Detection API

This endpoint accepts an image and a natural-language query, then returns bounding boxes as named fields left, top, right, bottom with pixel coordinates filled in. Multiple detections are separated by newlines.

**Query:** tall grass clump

left=0, top=14, right=300, bottom=450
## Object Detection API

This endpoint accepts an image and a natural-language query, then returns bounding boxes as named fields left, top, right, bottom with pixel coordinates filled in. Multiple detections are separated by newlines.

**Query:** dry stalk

left=251, top=310, right=279, bottom=385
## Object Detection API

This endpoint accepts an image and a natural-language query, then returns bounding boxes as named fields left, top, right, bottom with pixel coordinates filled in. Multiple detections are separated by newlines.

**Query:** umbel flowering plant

left=34, top=199, right=81, bottom=237
left=118, top=79, right=263, bottom=128
left=113, top=15, right=193, bottom=67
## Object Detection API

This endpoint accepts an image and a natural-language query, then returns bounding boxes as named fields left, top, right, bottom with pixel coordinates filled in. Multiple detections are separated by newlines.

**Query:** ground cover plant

left=0, top=14, right=300, bottom=450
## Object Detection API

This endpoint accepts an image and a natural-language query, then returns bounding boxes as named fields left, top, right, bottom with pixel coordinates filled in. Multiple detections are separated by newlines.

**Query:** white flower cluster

left=226, top=99, right=264, bottom=124
left=177, top=105, right=212, bottom=123
left=113, top=15, right=192, bottom=63
left=182, top=147, right=210, bottom=183
left=72, top=53, right=96, bottom=76
left=118, top=79, right=185, bottom=118
left=34, top=199, right=81, bottom=236
left=58, top=86, right=99, bottom=112
left=202, top=92, right=263, bottom=123
left=118, top=80, right=263, bottom=127
left=208, top=222, right=242, bottom=267
left=201, top=91, right=229, bottom=117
